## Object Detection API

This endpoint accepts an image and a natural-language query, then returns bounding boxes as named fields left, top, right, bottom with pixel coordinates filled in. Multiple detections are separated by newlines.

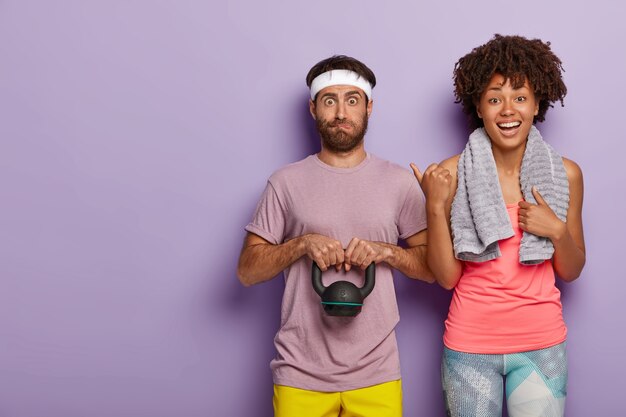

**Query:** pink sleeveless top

left=444, top=203, right=567, bottom=354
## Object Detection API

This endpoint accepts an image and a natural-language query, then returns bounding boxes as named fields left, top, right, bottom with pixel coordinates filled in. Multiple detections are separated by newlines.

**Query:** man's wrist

left=380, top=242, right=399, bottom=266
left=290, top=235, right=309, bottom=259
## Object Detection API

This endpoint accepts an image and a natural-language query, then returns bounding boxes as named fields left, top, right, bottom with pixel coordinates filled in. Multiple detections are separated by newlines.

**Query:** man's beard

left=317, top=114, right=368, bottom=153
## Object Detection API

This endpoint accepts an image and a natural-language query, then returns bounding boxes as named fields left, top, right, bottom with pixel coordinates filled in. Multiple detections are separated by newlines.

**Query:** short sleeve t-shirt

left=245, top=153, right=427, bottom=392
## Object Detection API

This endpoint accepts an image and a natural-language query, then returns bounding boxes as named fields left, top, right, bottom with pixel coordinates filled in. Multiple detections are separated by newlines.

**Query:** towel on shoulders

left=451, top=126, right=569, bottom=265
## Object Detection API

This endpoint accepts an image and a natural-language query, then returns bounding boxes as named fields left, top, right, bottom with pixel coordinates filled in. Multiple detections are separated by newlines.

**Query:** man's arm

left=237, top=232, right=345, bottom=287
left=343, top=230, right=434, bottom=283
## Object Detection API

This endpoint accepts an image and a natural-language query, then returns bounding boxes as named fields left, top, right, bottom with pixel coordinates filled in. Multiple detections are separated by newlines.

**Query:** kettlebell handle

left=311, top=262, right=375, bottom=298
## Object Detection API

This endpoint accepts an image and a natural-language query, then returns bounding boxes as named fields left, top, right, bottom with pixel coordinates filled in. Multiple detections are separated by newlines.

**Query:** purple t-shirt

left=245, top=153, right=426, bottom=392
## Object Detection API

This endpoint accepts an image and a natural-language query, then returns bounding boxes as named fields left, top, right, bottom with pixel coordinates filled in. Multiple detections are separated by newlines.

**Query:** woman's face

left=476, top=73, right=539, bottom=151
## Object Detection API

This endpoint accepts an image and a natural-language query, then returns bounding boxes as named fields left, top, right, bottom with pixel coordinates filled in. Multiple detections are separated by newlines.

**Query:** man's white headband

left=309, top=69, right=373, bottom=100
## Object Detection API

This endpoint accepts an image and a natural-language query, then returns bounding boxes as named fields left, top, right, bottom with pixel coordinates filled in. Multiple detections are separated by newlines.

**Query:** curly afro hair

left=453, top=34, right=567, bottom=130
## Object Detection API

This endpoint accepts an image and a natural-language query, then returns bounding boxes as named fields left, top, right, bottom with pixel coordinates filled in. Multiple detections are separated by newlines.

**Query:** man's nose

left=335, top=101, right=346, bottom=119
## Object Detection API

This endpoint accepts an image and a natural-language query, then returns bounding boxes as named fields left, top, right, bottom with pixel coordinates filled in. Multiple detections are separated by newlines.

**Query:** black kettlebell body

left=311, top=262, right=375, bottom=317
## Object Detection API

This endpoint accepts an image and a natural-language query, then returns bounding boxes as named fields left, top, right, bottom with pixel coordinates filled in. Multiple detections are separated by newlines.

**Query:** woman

left=412, top=34, right=585, bottom=417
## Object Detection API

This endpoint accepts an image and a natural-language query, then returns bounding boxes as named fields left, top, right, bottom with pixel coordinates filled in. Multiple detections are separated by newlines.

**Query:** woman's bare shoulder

left=562, top=157, right=583, bottom=181
left=440, top=154, right=461, bottom=174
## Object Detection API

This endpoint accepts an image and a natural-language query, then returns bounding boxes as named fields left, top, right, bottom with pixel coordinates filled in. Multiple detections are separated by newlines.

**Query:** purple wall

left=0, top=1, right=622, bottom=416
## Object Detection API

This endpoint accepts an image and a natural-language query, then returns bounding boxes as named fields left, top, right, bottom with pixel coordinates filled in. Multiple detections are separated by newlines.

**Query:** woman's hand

left=410, top=163, right=454, bottom=208
left=518, top=186, right=567, bottom=241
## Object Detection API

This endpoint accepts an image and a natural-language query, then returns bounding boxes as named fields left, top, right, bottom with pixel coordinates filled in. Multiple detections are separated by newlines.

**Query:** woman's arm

left=518, top=158, right=586, bottom=281
left=411, top=155, right=463, bottom=289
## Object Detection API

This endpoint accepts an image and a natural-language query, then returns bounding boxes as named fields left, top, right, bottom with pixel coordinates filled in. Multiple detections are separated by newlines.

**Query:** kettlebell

left=311, top=262, right=375, bottom=317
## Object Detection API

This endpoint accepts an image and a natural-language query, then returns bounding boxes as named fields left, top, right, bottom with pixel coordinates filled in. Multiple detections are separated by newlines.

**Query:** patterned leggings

left=441, top=342, right=567, bottom=417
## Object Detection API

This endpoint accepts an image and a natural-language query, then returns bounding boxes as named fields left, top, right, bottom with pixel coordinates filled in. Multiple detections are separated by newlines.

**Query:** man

left=237, top=55, right=432, bottom=417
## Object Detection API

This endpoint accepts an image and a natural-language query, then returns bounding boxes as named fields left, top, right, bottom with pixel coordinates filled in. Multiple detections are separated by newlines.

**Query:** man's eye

left=324, top=98, right=335, bottom=106
left=348, top=98, right=358, bottom=105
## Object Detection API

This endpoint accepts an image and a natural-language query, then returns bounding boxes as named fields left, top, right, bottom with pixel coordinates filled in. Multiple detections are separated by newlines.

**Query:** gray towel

left=451, top=126, right=569, bottom=265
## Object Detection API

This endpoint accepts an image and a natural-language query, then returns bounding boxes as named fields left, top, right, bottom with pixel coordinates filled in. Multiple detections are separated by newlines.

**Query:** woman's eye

left=488, top=98, right=499, bottom=104
left=515, top=96, right=526, bottom=102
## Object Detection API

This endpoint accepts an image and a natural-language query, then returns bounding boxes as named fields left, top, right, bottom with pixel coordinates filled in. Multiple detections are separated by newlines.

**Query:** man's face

left=309, top=85, right=372, bottom=153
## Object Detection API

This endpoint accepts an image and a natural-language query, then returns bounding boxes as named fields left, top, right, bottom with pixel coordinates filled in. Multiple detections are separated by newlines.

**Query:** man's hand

left=343, top=238, right=393, bottom=271
left=302, top=234, right=345, bottom=271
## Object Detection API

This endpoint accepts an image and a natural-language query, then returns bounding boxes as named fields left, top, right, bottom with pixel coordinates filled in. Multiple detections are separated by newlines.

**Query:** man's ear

left=309, top=99, right=317, bottom=120
left=367, top=99, right=373, bottom=117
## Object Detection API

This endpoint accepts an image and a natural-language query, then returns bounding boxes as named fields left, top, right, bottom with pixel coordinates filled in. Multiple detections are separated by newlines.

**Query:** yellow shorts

left=273, top=380, right=402, bottom=417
